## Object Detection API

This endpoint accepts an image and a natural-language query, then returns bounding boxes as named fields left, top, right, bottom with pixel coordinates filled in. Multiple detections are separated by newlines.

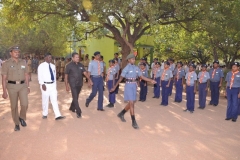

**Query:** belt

left=8, top=80, right=25, bottom=84
left=125, top=79, right=137, bottom=82
left=44, top=81, right=54, bottom=84
left=210, top=80, right=220, bottom=82
left=91, top=75, right=101, bottom=77
left=199, top=82, right=207, bottom=84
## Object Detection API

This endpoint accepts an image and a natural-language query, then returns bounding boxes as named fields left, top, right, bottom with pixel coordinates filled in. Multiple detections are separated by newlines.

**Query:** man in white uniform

left=38, top=53, right=65, bottom=120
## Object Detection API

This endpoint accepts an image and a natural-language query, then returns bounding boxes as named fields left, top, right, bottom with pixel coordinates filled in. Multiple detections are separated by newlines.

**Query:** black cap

left=94, top=51, right=100, bottom=56
left=213, top=60, right=219, bottom=64
left=165, top=61, right=170, bottom=66
left=231, top=62, right=240, bottom=67
left=201, top=64, right=207, bottom=68
left=177, top=61, right=183, bottom=65
left=189, top=63, right=196, bottom=69
left=168, top=58, right=174, bottom=62
left=9, top=46, right=20, bottom=52
left=109, top=59, right=115, bottom=64
left=139, top=62, right=146, bottom=66
left=155, top=62, right=161, bottom=65
left=44, top=53, right=52, bottom=57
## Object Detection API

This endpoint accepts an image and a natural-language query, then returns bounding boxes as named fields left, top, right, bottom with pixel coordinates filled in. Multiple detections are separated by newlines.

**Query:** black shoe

left=14, top=125, right=20, bottom=131
left=132, top=120, right=139, bottom=129
left=232, top=119, right=237, bottom=122
left=69, top=108, right=75, bottom=112
left=106, top=103, right=114, bottom=108
left=19, top=118, right=27, bottom=127
left=97, top=109, right=105, bottom=111
left=152, top=96, right=156, bottom=98
left=138, top=99, right=142, bottom=101
left=117, top=112, right=126, bottom=122
left=55, top=116, right=66, bottom=120
left=42, top=116, right=47, bottom=119
left=85, top=101, right=89, bottom=107
left=76, top=113, right=82, bottom=118
left=198, top=107, right=204, bottom=109
left=141, top=100, right=146, bottom=102
left=213, top=104, right=218, bottom=106
left=225, top=118, right=232, bottom=120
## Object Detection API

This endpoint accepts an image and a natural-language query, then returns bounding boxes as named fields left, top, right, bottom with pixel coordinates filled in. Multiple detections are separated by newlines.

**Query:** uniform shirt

left=225, top=71, right=240, bottom=88
left=88, top=60, right=104, bottom=76
left=38, top=62, right=56, bottom=85
left=185, top=71, right=197, bottom=86
left=60, top=61, right=65, bottom=68
left=83, top=59, right=90, bottom=67
left=141, top=69, right=148, bottom=78
left=65, top=62, right=86, bottom=86
left=121, top=63, right=142, bottom=78
left=1, top=58, right=27, bottom=81
left=161, top=62, right=165, bottom=69
left=208, top=68, right=224, bottom=82
left=160, top=69, right=173, bottom=81
left=174, top=67, right=185, bottom=81
left=198, top=71, right=210, bottom=83
left=106, top=66, right=116, bottom=80
left=184, top=65, right=189, bottom=73
left=169, top=63, right=176, bottom=71
left=114, top=63, right=120, bottom=72
left=154, top=67, right=162, bottom=78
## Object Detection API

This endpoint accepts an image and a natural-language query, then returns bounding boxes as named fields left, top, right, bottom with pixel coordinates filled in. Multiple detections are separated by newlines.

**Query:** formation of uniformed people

left=2, top=46, right=240, bottom=131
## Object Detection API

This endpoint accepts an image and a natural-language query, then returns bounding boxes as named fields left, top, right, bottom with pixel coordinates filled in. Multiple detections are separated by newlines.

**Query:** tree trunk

left=213, top=46, right=218, bottom=60
left=120, top=44, right=131, bottom=68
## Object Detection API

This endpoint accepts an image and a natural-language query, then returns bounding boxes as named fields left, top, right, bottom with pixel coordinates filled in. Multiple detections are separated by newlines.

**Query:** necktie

left=187, top=72, right=193, bottom=86
left=49, top=64, right=54, bottom=81
left=177, top=68, right=181, bottom=81
left=212, top=69, right=216, bottom=79
left=200, top=71, right=205, bottom=83
left=161, top=69, right=168, bottom=80
left=154, top=67, right=157, bottom=79
left=106, top=66, right=114, bottom=81
left=230, top=71, right=239, bottom=89
left=96, top=60, right=101, bottom=75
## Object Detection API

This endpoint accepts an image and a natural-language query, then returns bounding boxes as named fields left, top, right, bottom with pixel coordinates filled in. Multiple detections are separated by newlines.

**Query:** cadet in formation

left=152, top=62, right=161, bottom=99
left=174, top=61, right=185, bottom=103
left=110, top=53, right=156, bottom=129
left=139, top=62, right=148, bottom=102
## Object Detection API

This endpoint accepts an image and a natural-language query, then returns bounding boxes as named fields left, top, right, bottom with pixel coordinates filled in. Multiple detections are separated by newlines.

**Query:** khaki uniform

left=57, top=60, right=61, bottom=73
left=60, top=61, right=65, bottom=73
left=27, top=59, right=32, bottom=73
left=1, top=58, right=28, bottom=125
left=83, top=59, right=90, bottom=71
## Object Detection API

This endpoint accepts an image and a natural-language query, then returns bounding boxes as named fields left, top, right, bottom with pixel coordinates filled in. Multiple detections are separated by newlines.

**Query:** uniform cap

left=126, top=53, right=135, bottom=60
left=213, top=60, right=219, bottom=64
left=94, top=51, right=101, bottom=56
left=108, top=59, right=115, bottom=64
left=139, top=62, right=146, bottom=66
left=155, top=62, right=161, bottom=65
left=201, top=64, right=207, bottom=68
left=189, top=63, right=196, bottom=69
left=231, top=62, right=240, bottom=67
left=9, top=46, right=20, bottom=52
left=165, top=61, right=170, bottom=66
left=177, top=61, right=183, bottom=65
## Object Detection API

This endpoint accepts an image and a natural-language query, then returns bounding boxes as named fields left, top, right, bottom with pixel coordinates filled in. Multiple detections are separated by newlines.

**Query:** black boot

left=131, top=115, right=139, bottom=129
left=117, top=109, right=126, bottom=122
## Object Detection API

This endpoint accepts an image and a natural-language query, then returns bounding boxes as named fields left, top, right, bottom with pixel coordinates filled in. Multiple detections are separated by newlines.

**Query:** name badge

left=236, top=75, right=240, bottom=77
left=130, top=71, right=133, bottom=73
left=216, top=72, right=218, bottom=74
left=21, top=65, right=25, bottom=69
left=79, top=67, right=83, bottom=69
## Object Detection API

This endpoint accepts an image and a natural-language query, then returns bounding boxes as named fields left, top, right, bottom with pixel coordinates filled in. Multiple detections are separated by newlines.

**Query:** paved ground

left=0, top=72, right=240, bottom=160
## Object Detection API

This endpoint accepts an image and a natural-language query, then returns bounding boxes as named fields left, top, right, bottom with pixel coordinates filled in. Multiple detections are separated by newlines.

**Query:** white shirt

left=161, top=62, right=165, bottom=69
left=38, top=62, right=56, bottom=85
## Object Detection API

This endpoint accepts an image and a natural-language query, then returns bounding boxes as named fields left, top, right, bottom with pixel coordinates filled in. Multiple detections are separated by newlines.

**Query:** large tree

left=1, top=0, right=216, bottom=67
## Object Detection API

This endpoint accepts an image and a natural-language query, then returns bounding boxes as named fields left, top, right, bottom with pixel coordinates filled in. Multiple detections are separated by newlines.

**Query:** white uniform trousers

left=40, top=83, right=61, bottom=118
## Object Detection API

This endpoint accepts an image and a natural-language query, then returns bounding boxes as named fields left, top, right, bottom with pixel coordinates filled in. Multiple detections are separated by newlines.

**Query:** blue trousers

left=169, top=79, right=173, bottom=96
left=139, top=80, right=147, bottom=101
left=107, top=80, right=116, bottom=104
left=161, top=81, right=169, bottom=105
left=87, top=76, right=103, bottom=109
left=174, top=79, right=183, bottom=102
left=199, top=83, right=207, bottom=108
left=210, top=81, right=220, bottom=105
left=154, top=77, right=160, bottom=98
left=226, top=87, right=239, bottom=119
left=186, top=86, right=195, bottom=111
left=238, top=99, right=240, bottom=115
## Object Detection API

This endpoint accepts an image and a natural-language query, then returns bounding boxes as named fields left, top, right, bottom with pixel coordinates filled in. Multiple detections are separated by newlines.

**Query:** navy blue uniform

left=168, top=63, right=175, bottom=96
left=153, top=67, right=161, bottom=98
left=225, top=71, right=240, bottom=120
left=209, top=68, right=224, bottom=106
left=139, top=69, right=148, bottom=101
left=198, top=71, right=210, bottom=108
left=106, top=66, right=116, bottom=104
left=185, top=71, right=197, bottom=111
left=160, top=69, right=173, bottom=106
left=174, top=67, right=185, bottom=102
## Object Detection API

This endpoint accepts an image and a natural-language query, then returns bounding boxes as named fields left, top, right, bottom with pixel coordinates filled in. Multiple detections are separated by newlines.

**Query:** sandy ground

left=0, top=72, right=240, bottom=160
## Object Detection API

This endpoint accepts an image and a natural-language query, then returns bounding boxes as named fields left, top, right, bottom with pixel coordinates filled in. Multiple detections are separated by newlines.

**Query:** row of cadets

left=150, top=58, right=159, bottom=78
left=152, top=62, right=161, bottom=99
left=168, top=58, right=176, bottom=96
left=106, top=60, right=117, bottom=108
left=173, top=61, right=185, bottom=103
left=139, top=63, right=148, bottom=102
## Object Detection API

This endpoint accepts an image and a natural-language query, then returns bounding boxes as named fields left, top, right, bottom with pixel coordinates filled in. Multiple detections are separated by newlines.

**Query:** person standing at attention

left=152, top=62, right=161, bottom=99
left=225, top=62, right=240, bottom=122
left=208, top=60, right=224, bottom=106
left=106, top=60, right=117, bottom=108
left=2, top=46, right=30, bottom=131
left=38, top=53, right=65, bottom=120
left=174, top=61, right=185, bottom=103
left=110, top=53, right=156, bottom=129
left=85, top=51, right=105, bottom=111
left=198, top=64, right=210, bottom=109
left=65, top=52, right=92, bottom=118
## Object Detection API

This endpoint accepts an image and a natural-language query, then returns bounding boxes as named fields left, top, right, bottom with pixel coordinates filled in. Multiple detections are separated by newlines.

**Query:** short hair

left=114, top=53, right=119, bottom=56
left=72, top=52, right=78, bottom=57
left=114, top=58, right=118, bottom=61
left=100, top=55, right=103, bottom=59
left=44, top=53, right=52, bottom=57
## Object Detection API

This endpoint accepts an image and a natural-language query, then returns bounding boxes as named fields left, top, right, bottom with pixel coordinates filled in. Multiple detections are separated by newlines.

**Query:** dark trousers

left=169, top=79, right=173, bottom=95
left=174, top=79, right=183, bottom=102
left=87, top=76, right=103, bottom=109
left=186, top=86, right=195, bottom=111
left=238, top=99, right=240, bottom=115
left=210, top=81, right=220, bottom=105
left=115, top=78, right=119, bottom=94
left=226, top=87, right=239, bottom=119
left=139, top=80, right=148, bottom=101
left=154, top=77, right=160, bottom=98
left=107, top=80, right=116, bottom=104
left=69, top=85, right=82, bottom=114
left=199, top=83, right=207, bottom=108
left=161, top=81, right=169, bottom=105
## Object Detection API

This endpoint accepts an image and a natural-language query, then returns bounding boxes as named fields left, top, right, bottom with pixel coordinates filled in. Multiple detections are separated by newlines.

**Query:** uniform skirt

left=124, top=83, right=137, bottom=101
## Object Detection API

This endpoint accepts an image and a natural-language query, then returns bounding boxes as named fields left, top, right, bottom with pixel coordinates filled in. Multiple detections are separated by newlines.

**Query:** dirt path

left=0, top=72, right=240, bottom=160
